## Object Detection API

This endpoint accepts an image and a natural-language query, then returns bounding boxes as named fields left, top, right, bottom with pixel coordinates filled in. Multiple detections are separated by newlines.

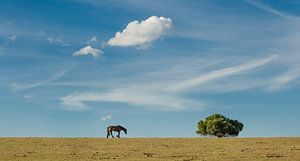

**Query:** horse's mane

left=116, top=125, right=126, bottom=130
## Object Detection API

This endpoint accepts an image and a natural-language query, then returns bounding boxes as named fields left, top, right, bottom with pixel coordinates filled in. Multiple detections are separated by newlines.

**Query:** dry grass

left=0, top=137, right=299, bottom=161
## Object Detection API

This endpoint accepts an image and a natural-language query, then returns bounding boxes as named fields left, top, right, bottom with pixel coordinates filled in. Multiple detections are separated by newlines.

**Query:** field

left=0, top=137, right=299, bottom=161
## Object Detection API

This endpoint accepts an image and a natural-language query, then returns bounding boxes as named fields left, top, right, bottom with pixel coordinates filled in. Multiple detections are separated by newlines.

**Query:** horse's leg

left=106, top=131, right=110, bottom=138
left=117, top=131, right=120, bottom=138
left=111, top=131, right=114, bottom=138
left=106, top=127, right=110, bottom=138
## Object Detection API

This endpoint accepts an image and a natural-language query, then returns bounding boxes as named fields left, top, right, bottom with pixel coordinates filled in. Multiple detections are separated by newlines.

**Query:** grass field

left=0, top=137, right=299, bottom=161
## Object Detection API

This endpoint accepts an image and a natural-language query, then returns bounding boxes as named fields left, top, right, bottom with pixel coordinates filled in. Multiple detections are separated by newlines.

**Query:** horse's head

left=123, top=128, right=127, bottom=134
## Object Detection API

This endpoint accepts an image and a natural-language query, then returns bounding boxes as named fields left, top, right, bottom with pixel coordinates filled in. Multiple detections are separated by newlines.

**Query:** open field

left=0, top=137, right=299, bottom=161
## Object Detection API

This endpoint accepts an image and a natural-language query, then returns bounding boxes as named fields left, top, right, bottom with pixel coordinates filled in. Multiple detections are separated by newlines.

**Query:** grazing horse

left=106, top=125, right=127, bottom=138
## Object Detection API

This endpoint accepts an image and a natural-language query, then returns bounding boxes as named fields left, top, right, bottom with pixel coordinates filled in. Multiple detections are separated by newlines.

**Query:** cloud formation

left=73, top=45, right=103, bottom=59
left=107, top=16, right=172, bottom=47
left=59, top=55, right=277, bottom=111
left=47, top=37, right=62, bottom=44
left=267, top=67, right=300, bottom=90
left=245, top=0, right=297, bottom=20
left=60, top=88, right=201, bottom=111
left=167, top=55, right=278, bottom=92
left=10, top=64, right=77, bottom=92
left=7, top=35, right=17, bottom=42
left=101, top=114, right=112, bottom=121
left=47, top=37, right=70, bottom=47
left=89, top=36, right=97, bottom=43
left=57, top=2, right=300, bottom=112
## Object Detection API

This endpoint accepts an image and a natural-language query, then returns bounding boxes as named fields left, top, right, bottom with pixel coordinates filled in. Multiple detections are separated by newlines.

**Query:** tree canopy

left=196, top=114, right=243, bottom=138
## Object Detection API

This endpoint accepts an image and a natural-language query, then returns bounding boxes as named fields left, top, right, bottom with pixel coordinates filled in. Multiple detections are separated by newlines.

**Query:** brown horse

left=106, top=125, right=127, bottom=138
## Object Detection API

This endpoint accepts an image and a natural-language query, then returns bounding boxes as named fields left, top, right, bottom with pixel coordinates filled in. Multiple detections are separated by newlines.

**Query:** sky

left=0, top=0, right=300, bottom=138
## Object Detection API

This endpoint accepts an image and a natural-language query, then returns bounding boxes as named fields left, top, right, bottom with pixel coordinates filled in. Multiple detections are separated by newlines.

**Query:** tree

left=196, top=114, right=243, bottom=138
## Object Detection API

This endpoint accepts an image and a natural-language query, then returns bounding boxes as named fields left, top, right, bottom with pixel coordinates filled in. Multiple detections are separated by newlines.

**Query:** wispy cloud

left=59, top=55, right=278, bottom=111
left=88, top=36, right=97, bottom=44
left=101, top=114, right=112, bottom=121
left=167, top=55, right=278, bottom=92
left=60, top=88, right=202, bottom=111
left=7, top=35, right=17, bottom=42
left=0, top=35, right=17, bottom=54
left=243, top=1, right=300, bottom=91
left=245, top=0, right=298, bottom=20
left=47, top=37, right=70, bottom=47
left=10, top=64, right=77, bottom=92
left=107, top=16, right=172, bottom=48
left=47, top=37, right=62, bottom=44
left=73, top=45, right=103, bottom=59
left=267, top=67, right=300, bottom=90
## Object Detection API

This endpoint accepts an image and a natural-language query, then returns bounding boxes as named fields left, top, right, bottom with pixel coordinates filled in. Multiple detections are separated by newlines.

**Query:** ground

left=0, top=137, right=299, bottom=161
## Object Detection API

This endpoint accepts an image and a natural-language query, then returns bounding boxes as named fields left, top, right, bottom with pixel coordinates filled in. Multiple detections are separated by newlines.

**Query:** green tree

left=196, top=114, right=243, bottom=138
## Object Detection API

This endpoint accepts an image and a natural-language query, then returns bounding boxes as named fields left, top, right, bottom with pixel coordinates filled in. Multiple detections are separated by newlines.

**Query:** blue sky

left=1, top=0, right=300, bottom=137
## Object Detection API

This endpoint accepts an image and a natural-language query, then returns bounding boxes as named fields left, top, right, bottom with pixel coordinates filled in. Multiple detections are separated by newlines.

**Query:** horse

left=106, top=125, right=127, bottom=138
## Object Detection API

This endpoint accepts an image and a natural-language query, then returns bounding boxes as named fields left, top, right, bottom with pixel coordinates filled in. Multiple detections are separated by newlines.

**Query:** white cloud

left=47, top=37, right=71, bottom=47
left=10, top=64, right=77, bottom=92
left=89, top=36, right=97, bottom=43
left=60, top=88, right=202, bottom=111
left=7, top=35, right=17, bottom=42
left=59, top=55, right=279, bottom=111
left=245, top=0, right=297, bottom=20
left=166, top=55, right=278, bottom=92
left=101, top=115, right=112, bottom=121
left=107, top=16, right=172, bottom=47
left=47, top=37, right=62, bottom=44
left=267, top=67, right=300, bottom=90
left=73, top=45, right=103, bottom=59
